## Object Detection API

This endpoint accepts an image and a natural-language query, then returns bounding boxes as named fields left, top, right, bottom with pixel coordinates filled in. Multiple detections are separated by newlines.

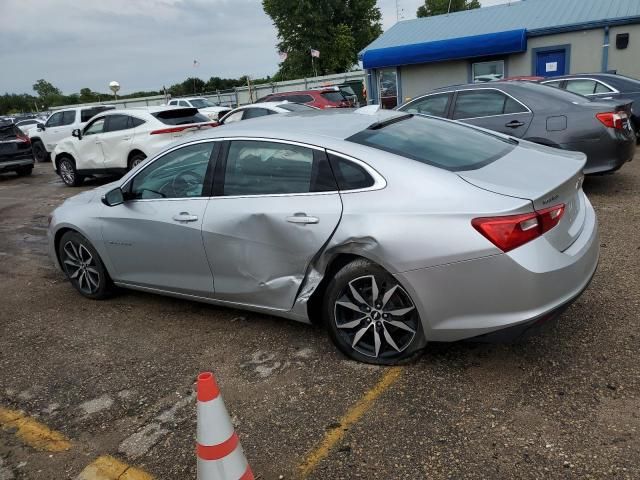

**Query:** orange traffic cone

left=197, top=372, right=254, bottom=480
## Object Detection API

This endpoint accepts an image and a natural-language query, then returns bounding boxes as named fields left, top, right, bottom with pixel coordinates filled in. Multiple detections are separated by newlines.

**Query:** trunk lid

left=458, top=141, right=587, bottom=252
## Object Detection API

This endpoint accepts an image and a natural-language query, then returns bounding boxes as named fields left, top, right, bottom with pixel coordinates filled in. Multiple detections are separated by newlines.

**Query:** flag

left=310, top=48, right=320, bottom=58
left=193, top=59, right=200, bottom=67
left=278, top=51, right=288, bottom=61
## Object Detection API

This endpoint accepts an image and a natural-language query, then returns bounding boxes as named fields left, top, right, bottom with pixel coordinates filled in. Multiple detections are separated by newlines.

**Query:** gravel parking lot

left=0, top=157, right=638, bottom=479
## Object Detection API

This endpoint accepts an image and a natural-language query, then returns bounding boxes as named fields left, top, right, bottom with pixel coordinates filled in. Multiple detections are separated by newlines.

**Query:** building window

left=472, top=60, right=505, bottom=83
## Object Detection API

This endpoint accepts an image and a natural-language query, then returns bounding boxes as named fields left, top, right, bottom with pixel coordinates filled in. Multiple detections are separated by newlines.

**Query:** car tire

left=128, top=153, right=147, bottom=170
left=32, top=140, right=49, bottom=163
left=58, top=231, right=114, bottom=300
left=58, top=156, right=83, bottom=187
left=324, top=258, right=424, bottom=365
left=16, top=165, right=33, bottom=176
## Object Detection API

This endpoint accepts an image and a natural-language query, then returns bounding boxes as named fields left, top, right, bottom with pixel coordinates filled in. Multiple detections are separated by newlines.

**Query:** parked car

left=397, top=81, right=636, bottom=174
left=540, top=73, right=640, bottom=140
left=218, top=101, right=317, bottom=124
left=167, top=97, right=230, bottom=121
left=0, top=121, right=34, bottom=177
left=15, top=118, right=43, bottom=132
left=256, top=88, right=353, bottom=109
left=49, top=109, right=598, bottom=365
left=52, top=106, right=215, bottom=186
left=29, top=105, right=115, bottom=163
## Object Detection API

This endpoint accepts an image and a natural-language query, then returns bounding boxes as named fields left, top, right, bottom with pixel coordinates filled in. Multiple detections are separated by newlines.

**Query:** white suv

left=29, top=105, right=115, bottom=162
left=167, top=97, right=230, bottom=121
left=52, top=106, right=215, bottom=186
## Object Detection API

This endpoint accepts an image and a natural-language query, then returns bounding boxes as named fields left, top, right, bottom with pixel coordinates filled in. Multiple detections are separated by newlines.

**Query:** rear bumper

left=395, top=195, right=599, bottom=343
left=0, top=156, right=34, bottom=172
left=565, top=130, right=636, bottom=174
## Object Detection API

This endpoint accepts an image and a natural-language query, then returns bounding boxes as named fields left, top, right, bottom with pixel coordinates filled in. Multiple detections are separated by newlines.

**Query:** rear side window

left=81, top=106, right=114, bottom=122
left=152, top=108, right=209, bottom=125
left=321, top=92, right=346, bottom=102
left=279, top=103, right=315, bottom=112
left=453, top=90, right=526, bottom=119
left=61, top=110, right=76, bottom=126
left=223, top=141, right=336, bottom=196
left=347, top=115, right=515, bottom=171
left=328, top=154, right=374, bottom=190
left=566, top=80, right=598, bottom=95
left=594, top=82, right=614, bottom=93
left=130, top=117, right=145, bottom=128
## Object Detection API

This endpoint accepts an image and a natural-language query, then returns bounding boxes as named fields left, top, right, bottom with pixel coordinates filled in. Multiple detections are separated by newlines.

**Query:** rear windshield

left=81, top=106, right=115, bottom=122
left=321, top=91, right=346, bottom=102
left=152, top=108, right=209, bottom=125
left=347, top=115, right=516, bottom=171
left=0, top=123, right=19, bottom=140
left=278, top=103, right=316, bottom=112
left=189, top=99, right=215, bottom=108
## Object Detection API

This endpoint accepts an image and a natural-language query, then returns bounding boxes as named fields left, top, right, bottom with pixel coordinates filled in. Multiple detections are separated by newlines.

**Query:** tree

left=417, top=0, right=480, bottom=17
left=32, top=79, right=61, bottom=98
left=263, top=0, right=382, bottom=79
left=79, top=88, right=97, bottom=103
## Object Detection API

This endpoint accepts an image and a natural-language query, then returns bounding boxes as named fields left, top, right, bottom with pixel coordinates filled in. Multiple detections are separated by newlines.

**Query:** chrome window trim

left=451, top=87, right=532, bottom=121
left=541, top=77, right=620, bottom=95
left=325, top=149, right=387, bottom=194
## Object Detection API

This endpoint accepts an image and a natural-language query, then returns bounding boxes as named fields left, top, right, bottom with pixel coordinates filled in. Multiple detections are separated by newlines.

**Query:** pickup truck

left=29, top=105, right=114, bottom=162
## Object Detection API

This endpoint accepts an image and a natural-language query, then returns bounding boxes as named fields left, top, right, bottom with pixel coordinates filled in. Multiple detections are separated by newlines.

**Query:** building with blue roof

left=360, top=0, right=640, bottom=107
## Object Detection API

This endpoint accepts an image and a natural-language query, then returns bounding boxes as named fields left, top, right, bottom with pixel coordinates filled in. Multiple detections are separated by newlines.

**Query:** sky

left=0, top=0, right=517, bottom=95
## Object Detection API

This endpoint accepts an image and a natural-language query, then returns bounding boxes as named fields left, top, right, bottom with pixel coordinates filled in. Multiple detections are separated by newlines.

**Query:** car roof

left=205, top=109, right=404, bottom=142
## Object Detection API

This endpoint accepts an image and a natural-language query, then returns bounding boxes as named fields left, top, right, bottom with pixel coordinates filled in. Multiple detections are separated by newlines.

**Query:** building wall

left=508, top=29, right=605, bottom=76
left=399, top=61, right=469, bottom=102
left=608, top=23, right=640, bottom=79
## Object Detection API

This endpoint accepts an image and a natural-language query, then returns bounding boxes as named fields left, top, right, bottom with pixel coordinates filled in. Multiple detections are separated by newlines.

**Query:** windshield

left=189, top=99, right=215, bottom=108
left=347, top=115, right=516, bottom=171
left=279, top=103, right=316, bottom=112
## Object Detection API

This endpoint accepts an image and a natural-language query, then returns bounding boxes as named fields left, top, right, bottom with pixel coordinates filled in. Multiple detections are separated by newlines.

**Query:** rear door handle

left=286, top=213, right=319, bottom=224
left=172, top=212, right=199, bottom=222
left=505, top=120, right=525, bottom=128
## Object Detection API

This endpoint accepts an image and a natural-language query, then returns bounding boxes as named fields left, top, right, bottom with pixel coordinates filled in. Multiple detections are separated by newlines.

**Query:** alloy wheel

left=62, top=241, right=101, bottom=295
left=59, top=160, right=75, bottom=185
left=334, top=275, right=417, bottom=359
left=131, top=157, right=145, bottom=168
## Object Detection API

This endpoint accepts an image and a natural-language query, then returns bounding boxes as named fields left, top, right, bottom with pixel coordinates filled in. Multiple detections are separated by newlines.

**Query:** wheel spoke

left=86, top=271, right=100, bottom=289
left=385, top=320, right=416, bottom=334
left=63, top=258, right=81, bottom=269
left=79, top=245, right=93, bottom=264
left=78, top=271, right=87, bottom=291
left=370, top=276, right=379, bottom=305
left=348, top=281, right=369, bottom=307
left=337, top=316, right=366, bottom=329
left=351, top=324, right=372, bottom=348
left=385, top=306, right=415, bottom=317
left=382, top=324, right=401, bottom=352
left=86, top=266, right=99, bottom=275
left=336, top=300, right=363, bottom=313
left=64, top=242, right=80, bottom=263
left=381, top=285, right=399, bottom=309
left=69, top=267, right=82, bottom=279
left=373, top=328, right=381, bottom=357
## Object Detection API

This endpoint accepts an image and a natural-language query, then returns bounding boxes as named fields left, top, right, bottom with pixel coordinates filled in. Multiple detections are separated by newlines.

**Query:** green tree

left=32, top=79, right=61, bottom=98
left=417, top=0, right=480, bottom=17
left=79, top=88, right=97, bottom=103
left=263, top=0, right=382, bottom=79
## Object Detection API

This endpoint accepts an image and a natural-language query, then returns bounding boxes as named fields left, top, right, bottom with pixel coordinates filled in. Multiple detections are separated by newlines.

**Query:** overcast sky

left=0, top=0, right=517, bottom=95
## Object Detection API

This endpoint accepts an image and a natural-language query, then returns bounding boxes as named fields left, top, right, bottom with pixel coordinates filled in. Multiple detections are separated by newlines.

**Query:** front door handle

left=505, top=120, right=525, bottom=128
left=286, top=213, right=319, bottom=224
left=172, top=212, right=199, bottom=222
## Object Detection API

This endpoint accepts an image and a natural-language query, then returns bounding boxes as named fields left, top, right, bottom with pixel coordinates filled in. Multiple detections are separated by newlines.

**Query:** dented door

left=202, top=139, right=342, bottom=311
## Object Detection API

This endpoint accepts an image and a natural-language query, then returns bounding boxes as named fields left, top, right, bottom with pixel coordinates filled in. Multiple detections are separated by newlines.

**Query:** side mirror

left=72, top=128, right=82, bottom=140
left=38, top=124, right=46, bottom=131
left=101, top=187, right=125, bottom=207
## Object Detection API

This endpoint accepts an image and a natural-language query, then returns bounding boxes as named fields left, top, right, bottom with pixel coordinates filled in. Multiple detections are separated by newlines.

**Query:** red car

left=255, top=88, right=353, bottom=109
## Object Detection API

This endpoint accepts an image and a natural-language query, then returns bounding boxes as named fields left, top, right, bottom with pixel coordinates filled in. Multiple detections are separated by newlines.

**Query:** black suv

left=0, top=122, right=34, bottom=177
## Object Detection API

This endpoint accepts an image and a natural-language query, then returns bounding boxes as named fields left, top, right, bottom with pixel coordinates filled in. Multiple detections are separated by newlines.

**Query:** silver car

left=48, top=109, right=599, bottom=364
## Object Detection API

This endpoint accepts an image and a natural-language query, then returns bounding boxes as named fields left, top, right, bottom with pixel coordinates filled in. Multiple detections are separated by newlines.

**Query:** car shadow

left=583, top=170, right=636, bottom=197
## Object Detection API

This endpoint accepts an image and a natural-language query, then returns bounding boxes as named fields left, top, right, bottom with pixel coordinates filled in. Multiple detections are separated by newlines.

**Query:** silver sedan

left=48, top=109, right=599, bottom=364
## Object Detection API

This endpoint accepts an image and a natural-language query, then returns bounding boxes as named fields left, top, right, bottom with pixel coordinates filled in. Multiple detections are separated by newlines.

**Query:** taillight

left=149, top=122, right=217, bottom=135
left=596, top=112, right=626, bottom=130
left=16, top=133, right=30, bottom=144
left=472, top=204, right=565, bottom=252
